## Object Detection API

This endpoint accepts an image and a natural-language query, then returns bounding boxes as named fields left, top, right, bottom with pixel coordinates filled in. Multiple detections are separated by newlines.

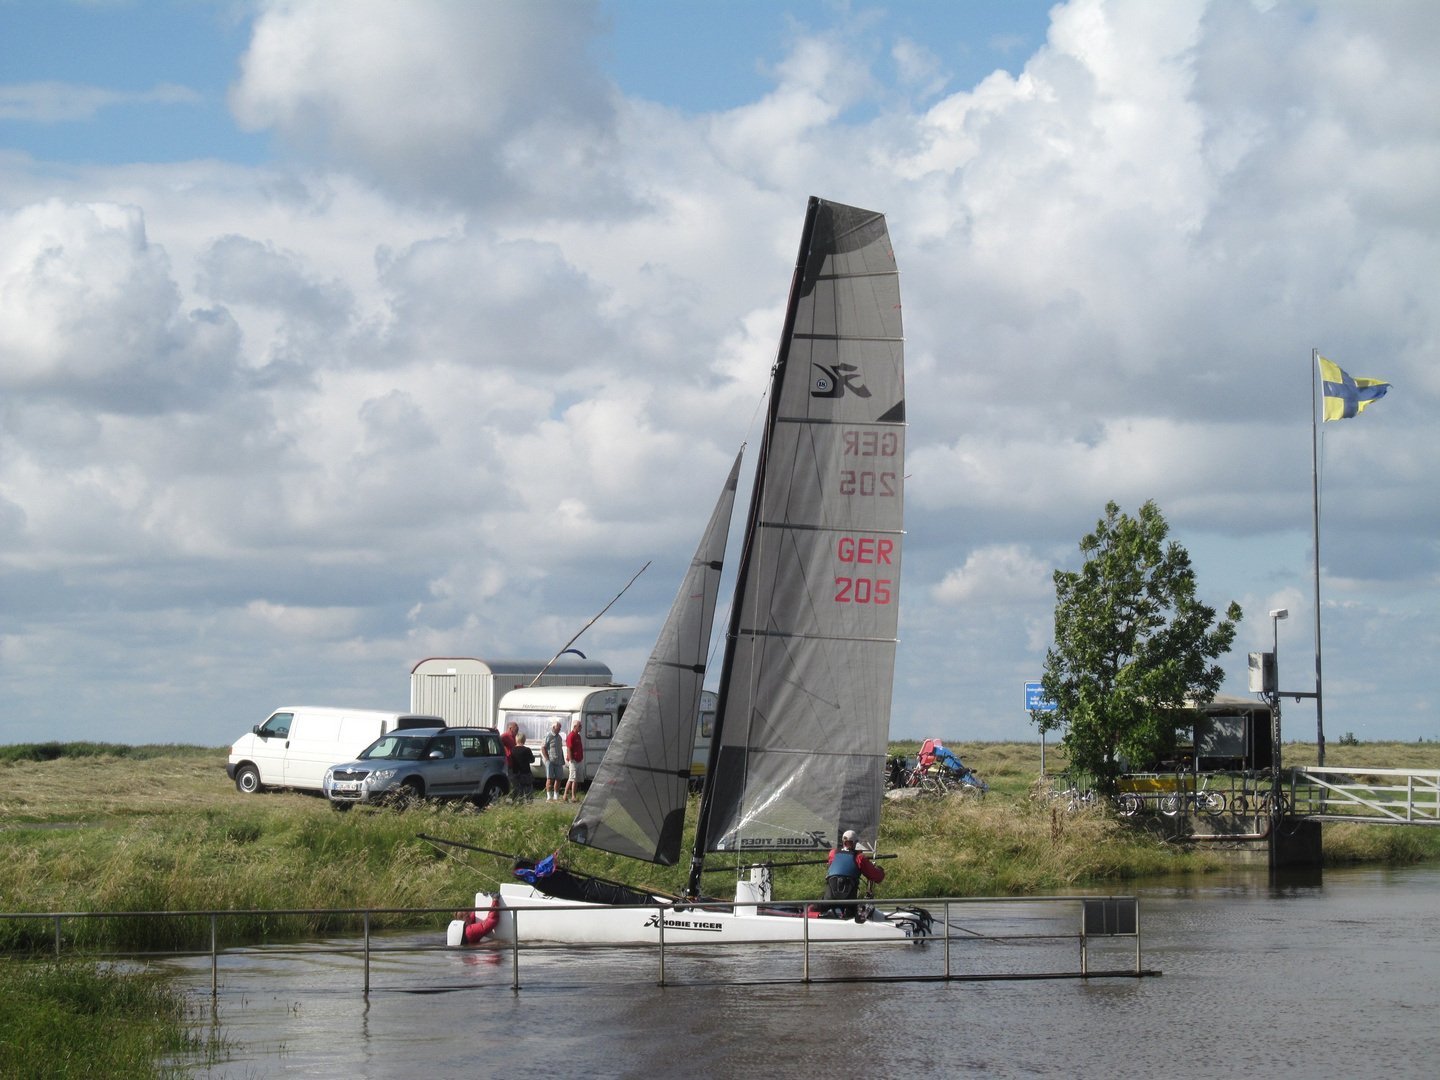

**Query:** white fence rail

left=1291, top=766, right=1440, bottom=825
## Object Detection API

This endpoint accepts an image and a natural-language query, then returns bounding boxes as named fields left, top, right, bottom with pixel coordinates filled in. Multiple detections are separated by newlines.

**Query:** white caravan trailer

left=690, top=689, right=717, bottom=788
left=497, top=685, right=633, bottom=784
left=227, top=707, right=443, bottom=795
left=410, top=657, right=613, bottom=729
left=498, top=686, right=718, bottom=787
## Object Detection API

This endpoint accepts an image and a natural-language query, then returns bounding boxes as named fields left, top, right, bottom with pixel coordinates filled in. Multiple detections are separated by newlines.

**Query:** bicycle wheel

left=1201, top=791, right=1226, bottom=816
left=1160, top=794, right=1183, bottom=816
left=1117, top=794, right=1142, bottom=817
left=1229, top=792, right=1250, bottom=814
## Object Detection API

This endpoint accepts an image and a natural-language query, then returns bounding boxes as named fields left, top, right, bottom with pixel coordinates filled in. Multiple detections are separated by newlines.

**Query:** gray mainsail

left=568, top=452, right=742, bottom=865
left=696, top=197, right=905, bottom=865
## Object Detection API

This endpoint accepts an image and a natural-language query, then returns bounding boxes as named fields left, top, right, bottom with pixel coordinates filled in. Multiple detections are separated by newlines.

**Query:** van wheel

left=235, top=765, right=262, bottom=794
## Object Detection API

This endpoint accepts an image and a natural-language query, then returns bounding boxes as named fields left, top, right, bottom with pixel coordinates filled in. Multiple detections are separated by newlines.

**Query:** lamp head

left=1270, top=608, right=1289, bottom=620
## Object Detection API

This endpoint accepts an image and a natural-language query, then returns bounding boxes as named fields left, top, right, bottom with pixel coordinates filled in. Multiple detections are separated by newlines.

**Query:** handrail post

left=657, top=906, right=666, bottom=987
left=54, top=915, right=61, bottom=961
left=1134, top=899, right=1142, bottom=976
left=363, top=911, right=370, bottom=998
left=511, top=910, right=520, bottom=992
left=943, top=901, right=950, bottom=979
left=802, top=903, right=810, bottom=983
left=1407, top=774, right=1414, bottom=822
left=1079, top=900, right=1088, bottom=978
left=210, top=914, right=218, bottom=999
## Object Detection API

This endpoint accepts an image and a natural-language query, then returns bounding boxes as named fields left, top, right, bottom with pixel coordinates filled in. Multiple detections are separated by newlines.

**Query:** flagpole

left=1311, top=347, right=1325, bottom=767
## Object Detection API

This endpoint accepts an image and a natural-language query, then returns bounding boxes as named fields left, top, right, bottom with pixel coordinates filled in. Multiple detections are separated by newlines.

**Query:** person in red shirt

left=563, top=718, right=585, bottom=802
left=500, top=721, right=518, bottom=771
left=823, top=830, right=884, bottom=918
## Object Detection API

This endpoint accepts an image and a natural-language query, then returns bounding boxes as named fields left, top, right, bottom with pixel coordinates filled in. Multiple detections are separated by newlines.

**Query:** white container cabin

left=410, top=657, right=613, bottom=730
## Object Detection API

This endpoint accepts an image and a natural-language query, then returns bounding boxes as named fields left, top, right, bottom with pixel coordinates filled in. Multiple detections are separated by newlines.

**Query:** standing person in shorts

left=542, top=720, right=565, bottom=801
left=564, top=718, right=585, bottom=802
left=510, top=732, right=535, bottom=802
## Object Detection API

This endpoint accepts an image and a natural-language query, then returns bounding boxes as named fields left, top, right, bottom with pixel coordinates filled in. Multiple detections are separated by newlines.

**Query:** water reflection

left=172, top=864, right=1440, bottom=1079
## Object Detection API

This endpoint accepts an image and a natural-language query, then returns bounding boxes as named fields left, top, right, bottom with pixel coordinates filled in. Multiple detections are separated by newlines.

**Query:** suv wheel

left=395, top=777, right=424, bottom=809
left=235, top=764, right=262, bottom=794
left=475, top=777, right=508, bottom=809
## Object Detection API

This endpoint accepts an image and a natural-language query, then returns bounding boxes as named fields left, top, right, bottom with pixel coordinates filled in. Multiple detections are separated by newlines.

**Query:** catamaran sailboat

left=447, top=196, right=927, bottom=946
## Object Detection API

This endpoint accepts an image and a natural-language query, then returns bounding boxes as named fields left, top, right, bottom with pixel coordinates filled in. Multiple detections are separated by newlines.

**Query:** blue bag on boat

left=514, top=853, right=557, bottom=883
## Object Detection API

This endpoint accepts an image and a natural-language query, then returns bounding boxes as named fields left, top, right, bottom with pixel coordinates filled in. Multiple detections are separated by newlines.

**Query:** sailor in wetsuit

left=824, top=829, right=885, bottom=918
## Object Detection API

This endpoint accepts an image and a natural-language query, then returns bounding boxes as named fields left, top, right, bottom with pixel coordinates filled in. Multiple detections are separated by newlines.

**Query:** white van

left=227, top=707, right=445, bottom=794
left=496, top=685, right=634, bottom=784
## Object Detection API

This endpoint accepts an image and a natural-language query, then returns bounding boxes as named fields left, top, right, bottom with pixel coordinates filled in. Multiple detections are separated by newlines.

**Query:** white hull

left=448, top=882, right=927, bottom=946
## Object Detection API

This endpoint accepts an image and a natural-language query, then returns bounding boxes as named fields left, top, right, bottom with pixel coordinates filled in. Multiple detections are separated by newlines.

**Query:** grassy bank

left=0, top=961, right=209, bottom=1080
left=1, top=741, right=1437, bottom=952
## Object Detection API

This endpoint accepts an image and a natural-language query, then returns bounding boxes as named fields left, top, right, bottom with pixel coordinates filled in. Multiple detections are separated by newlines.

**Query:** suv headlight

left=369, top=768, right=397, bottom=784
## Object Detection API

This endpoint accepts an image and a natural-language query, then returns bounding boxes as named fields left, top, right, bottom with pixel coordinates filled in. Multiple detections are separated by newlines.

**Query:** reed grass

left=0, top=960, right=213, bottom=1080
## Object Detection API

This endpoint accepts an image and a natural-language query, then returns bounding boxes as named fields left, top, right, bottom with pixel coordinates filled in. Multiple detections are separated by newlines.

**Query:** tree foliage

left=1036, top=501, right=1242, bottom=791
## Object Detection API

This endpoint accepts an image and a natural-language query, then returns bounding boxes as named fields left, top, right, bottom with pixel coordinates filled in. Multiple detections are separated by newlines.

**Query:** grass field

left=1, top=741, right=1437, bottom=952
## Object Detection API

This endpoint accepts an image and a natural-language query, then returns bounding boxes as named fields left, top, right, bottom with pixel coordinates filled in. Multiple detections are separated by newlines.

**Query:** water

left=172, top=864, right=1440, bottom=1079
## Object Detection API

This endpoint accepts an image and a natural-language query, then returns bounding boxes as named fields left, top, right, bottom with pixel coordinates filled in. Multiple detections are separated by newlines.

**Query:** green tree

left=1035, top=500, right=1242, bottom=791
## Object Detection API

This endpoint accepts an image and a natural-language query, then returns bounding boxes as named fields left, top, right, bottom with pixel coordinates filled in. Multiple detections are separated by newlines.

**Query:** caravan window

left=699, top=712, right=715, bottom=739
left=585, top=712, right=613, bottom=739
left=505, top=710, right=572, bottom=744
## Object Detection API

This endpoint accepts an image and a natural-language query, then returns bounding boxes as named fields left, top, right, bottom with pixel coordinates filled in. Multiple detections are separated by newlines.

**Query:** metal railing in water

left=1290, top=766, right=1440, bottom=825
left=0, top=895, right=1157, bottom=994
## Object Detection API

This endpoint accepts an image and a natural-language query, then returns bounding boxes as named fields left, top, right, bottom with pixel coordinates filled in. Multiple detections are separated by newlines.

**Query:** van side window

left=459, top=735, right=485, bottom=758
left=428, top=736, right=456, bottom=759
left=259, top=713, right=293, bottom=738
left=585, top=712, right=613, bottom=739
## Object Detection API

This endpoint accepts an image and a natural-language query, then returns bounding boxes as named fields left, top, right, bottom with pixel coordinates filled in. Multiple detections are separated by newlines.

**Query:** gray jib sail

left=703, top=198, right=904, bottom=855
left=568, top=452, right=742, bottom=865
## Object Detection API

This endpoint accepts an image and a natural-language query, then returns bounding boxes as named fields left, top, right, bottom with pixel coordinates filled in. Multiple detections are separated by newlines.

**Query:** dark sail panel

left=568, top=453, right=742, bottom=865
left=703, top=198, right=904, bottom=854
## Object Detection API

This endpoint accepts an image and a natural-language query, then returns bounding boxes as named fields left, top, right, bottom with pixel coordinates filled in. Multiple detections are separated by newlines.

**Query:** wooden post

left=363, top=912, right=370, bottom=997
left=210, top=914, right=218, bottom=999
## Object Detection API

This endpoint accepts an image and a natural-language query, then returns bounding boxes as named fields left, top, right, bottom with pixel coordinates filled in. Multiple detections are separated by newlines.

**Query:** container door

left=251, top=712, right=292, bottom=784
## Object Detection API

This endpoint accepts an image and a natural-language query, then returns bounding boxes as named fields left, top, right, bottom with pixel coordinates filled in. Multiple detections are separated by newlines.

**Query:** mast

left=685, top=196, right=820, bottom=899
left=1311, top=347, right=1325, bottom=766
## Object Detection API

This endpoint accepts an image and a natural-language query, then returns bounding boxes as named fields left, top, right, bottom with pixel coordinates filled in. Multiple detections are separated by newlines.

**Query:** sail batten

left=696, top=197, right=905, bottom=860
left=567, top=452, right=742, bottom=866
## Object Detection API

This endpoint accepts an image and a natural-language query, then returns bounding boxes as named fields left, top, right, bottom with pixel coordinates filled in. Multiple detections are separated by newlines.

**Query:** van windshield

left=359, top=735, right=432, bottom=761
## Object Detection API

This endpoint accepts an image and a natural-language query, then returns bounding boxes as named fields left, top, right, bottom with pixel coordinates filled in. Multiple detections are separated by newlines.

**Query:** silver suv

left=323, top=726, right=509, bottom=811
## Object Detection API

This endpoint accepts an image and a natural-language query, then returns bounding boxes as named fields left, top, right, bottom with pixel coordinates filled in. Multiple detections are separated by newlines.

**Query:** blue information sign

left=1025, top=682, right=1057, bottom=712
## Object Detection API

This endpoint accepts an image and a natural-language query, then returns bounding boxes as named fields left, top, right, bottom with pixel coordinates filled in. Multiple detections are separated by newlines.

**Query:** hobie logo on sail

left=812, top=363, right=871, bottom=399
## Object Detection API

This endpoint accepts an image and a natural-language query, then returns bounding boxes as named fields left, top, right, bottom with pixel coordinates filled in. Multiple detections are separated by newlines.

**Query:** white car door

left=251, top=712, right=292, bottom=785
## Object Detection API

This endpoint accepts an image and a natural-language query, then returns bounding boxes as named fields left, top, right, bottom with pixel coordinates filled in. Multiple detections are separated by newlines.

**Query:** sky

left=0, top=0, right=1436, bottom=748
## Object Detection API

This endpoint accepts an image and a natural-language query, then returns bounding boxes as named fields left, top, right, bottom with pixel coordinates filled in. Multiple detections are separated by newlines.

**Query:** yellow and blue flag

left=1320, top=356, right=1390, bottom=421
